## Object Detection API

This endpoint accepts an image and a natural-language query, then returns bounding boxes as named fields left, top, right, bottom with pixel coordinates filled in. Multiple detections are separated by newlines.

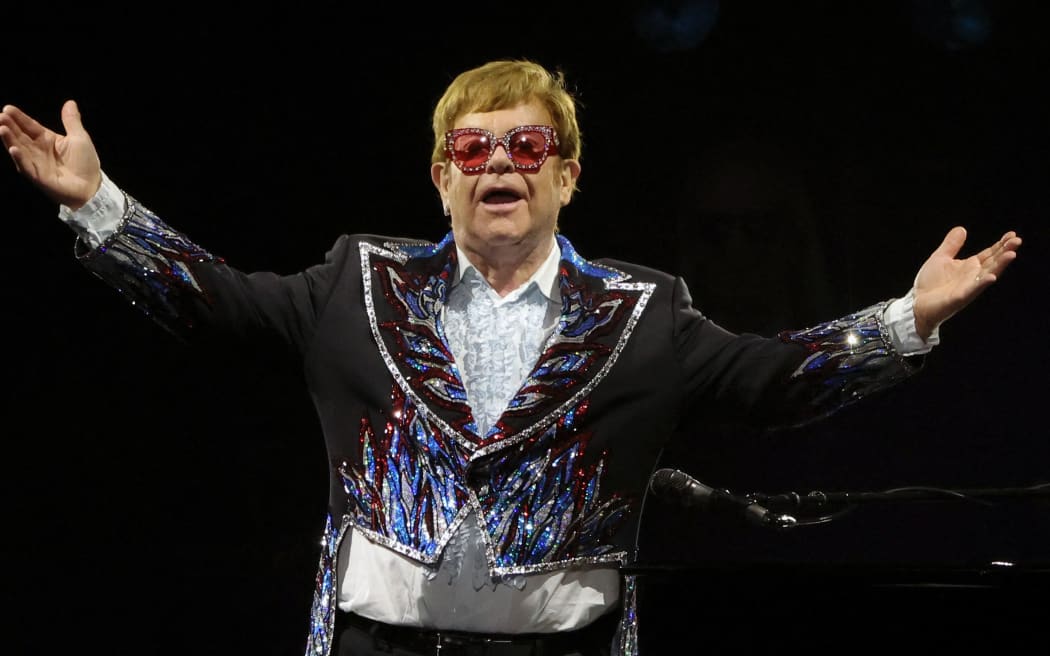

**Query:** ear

left=431, top=162, right=449, bottom=201
left=559, top=159, right=582, bottom=207
left=431, top=162, right=453, bottom=216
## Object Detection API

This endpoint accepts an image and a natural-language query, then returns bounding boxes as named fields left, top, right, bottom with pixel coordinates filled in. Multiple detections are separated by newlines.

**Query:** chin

left=479, top=232, right=529, bottom=249
left=474, top=220, right=528, bottom=242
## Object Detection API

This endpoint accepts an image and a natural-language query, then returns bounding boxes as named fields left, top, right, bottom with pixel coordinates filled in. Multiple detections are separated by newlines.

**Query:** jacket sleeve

left=73, top=190, right=350, bottom=360
left=672, top=275, right=920, bottom=429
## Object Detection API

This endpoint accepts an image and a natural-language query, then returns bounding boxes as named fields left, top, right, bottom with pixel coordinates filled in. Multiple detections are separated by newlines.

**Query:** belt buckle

left=434, top=630, right=521, bottom=655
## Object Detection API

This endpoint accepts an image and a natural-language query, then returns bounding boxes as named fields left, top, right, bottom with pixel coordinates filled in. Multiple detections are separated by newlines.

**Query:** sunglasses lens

left=507, top=130, right=549, bottom=166
left=451, top=133, right=492, bottom=169
left=447, top=127, right=555, bottom=172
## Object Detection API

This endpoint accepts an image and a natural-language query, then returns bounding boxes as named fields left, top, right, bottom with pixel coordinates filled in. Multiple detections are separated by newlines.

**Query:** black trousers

left=333, top=610, right=617, bottom=656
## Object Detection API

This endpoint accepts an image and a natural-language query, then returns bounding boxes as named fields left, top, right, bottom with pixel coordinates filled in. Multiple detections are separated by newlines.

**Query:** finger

left=974, top=231, right=1018, bottom=264
left=7, top=145, right=28, bottom=175
left=978, top=234, right=1023, bottom=270
left=0, top=111, right=28, bottom=148
left=994, top=234, right=1023, bottom=260
left=0, top=123, right=16, bottom=151
left=1, top=116, right=42, bottom=163
left=60, top=99, right=88, bottom=137
left=0, top=104, right=49, bottom=140
left=0, top=123, right=25, bottom=173
left=933, top=225, right=967, bottom=259
left=975, top=237, right=1021, bottom=284
left=984, top=248, right=1018, bottom=278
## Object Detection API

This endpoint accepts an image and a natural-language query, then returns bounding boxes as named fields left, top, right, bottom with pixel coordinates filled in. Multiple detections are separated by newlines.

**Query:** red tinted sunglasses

left=444, top=125, right=560, bottom=174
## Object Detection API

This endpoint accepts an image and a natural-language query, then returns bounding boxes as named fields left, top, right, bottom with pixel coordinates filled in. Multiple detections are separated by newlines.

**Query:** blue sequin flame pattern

left=304, top=513, right=342, bottom=656
left=479, top=400, right=632, bottom=568
left=377, top=259, right=480, bottom=436
left=338, top=385, right=470, bottom=561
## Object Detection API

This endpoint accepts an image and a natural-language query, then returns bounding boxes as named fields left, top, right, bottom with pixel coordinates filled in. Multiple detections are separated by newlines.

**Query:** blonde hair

left=430, top=59, right=582, bottom=171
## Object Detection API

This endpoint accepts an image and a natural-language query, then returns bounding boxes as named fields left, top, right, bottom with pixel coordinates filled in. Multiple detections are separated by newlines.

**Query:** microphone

left=649, top=468, right=796, bottom=528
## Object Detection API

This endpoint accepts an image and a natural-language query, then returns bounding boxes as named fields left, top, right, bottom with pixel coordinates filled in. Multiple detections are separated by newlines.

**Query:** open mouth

left=481, top=189, right=523, bottom=204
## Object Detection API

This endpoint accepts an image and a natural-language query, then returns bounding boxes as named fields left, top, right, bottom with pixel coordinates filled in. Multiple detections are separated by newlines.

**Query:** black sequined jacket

left=75, top=193, right=919, bottom=655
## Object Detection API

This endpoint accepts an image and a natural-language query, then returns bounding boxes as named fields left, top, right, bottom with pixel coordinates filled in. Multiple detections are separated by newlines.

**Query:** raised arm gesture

left=912, top=226, right=1023, bottom=341
left=0, top=100, right=102, bottom=209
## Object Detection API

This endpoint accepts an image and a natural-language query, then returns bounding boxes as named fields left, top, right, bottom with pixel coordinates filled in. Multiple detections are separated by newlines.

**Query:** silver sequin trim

left=471, top=280, right=655, bottom=461
left=360, top=242, right=482, bottom=454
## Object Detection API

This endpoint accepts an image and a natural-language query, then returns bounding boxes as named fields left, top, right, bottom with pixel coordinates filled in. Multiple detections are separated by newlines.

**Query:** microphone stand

left=633, top=470, right=1050, bottom=594
left=647, top=467, right=1050, bottom=529
left=746, top=481, right=1050, bottom=528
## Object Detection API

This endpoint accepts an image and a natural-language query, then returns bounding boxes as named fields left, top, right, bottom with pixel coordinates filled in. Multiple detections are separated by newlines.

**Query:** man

left=0, top=59, right=1021, bottom=655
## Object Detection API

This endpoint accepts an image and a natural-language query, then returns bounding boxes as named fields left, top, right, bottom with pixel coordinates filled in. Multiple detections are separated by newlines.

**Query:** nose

left=485, top=142, right=516, bottom=174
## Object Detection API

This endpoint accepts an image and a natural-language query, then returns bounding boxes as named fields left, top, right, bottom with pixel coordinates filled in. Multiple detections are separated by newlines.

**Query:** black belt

left=337, top=610, right=616, bottom=655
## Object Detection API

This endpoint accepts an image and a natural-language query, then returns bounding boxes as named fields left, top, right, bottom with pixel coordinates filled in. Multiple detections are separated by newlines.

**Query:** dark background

left=3, top=1, right=1047, bottom=654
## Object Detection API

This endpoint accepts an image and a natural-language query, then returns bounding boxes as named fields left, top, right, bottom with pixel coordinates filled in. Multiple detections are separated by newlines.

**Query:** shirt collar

left=453, top=238, right=561, bottom=303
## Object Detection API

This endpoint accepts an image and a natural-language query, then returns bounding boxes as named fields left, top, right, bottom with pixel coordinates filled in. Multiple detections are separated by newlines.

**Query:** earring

left=442, top=202, right=450, bottom=217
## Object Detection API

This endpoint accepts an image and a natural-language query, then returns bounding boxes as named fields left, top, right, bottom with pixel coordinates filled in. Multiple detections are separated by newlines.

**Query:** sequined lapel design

left=473, top=234, right=655, bottom=458
left=362, top=235, right=482, bottom=449
left=362, top=233, right=655, bottom=458
left=353, top=233, right=655, bottom=572
left=464, top=235, right=656, bottom=575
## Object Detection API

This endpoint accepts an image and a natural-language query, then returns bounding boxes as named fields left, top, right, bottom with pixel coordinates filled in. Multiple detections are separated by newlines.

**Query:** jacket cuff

left=74, top=193, right=223, bottom=337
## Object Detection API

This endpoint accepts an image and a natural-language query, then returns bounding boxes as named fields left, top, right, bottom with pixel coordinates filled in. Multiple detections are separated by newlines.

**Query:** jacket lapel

left=362, top=232, right=655, bottom=459
left=361, top=234, right=483, bottom=453
left=472, top=234, right=655, bottom=458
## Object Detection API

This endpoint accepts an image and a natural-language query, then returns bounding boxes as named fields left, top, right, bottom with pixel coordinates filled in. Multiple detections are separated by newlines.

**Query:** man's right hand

left=0, top=100, right=103, bottom=210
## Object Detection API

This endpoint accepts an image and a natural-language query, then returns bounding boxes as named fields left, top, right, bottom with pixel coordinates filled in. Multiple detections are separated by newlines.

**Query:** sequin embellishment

left=779, top=300, right=918, bottom=424
left=75, top=194, right=223, bottom=338
left=475, top=400, right=632, bottom=574
left=338, top=384, right=471, bottom=562
left=304, top=513, right=349, bottom=656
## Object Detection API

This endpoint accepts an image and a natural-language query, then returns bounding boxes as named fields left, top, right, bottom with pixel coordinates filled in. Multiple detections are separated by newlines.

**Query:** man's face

left=431, top=101, right=580, bottom=259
